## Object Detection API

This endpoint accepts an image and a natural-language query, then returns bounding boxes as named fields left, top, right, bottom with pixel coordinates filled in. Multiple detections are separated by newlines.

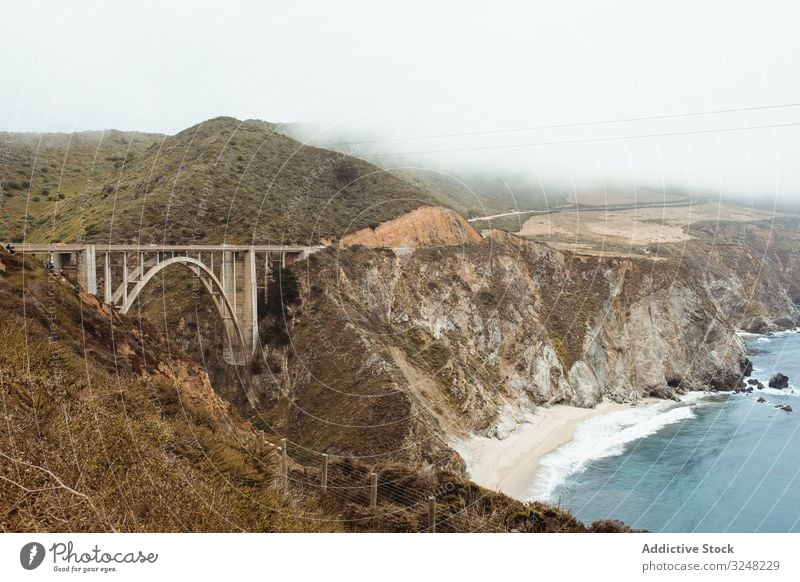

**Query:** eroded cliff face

left=339, top=206, right=482, bottom=248
left=253, top=225, right=787, bottom=464
left=687, top=220, right=800, bottom=333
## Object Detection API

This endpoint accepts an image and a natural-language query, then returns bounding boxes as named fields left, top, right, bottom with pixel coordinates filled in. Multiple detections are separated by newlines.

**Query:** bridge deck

left=13, top=243, right=322, bottom=253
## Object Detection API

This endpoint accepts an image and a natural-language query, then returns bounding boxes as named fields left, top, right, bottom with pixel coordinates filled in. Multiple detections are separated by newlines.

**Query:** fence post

left=428, top=496, right=436, bottom=532
left=370, top=472, right=378, bottom=508
left=280, top=438, right=288, bottom=479
left=321, top=454, right=328, bottom=494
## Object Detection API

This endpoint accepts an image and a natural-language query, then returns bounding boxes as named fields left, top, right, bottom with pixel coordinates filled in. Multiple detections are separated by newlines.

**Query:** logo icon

left=20, top=542, right=46, bottom=570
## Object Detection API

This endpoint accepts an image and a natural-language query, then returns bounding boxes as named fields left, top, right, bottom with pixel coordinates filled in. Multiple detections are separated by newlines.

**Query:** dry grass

left=0, top=252, right=340, bottom=532
left=517, top=200, right=786, bottom=257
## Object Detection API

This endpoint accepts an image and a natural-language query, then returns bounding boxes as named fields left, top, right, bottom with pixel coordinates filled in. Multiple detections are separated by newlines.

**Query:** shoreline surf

left=452, top=397, right=662, bottom=502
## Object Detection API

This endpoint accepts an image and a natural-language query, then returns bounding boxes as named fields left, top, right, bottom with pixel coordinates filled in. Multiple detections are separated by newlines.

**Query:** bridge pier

left=76, top=244, right=97, bottom=295
left=46, top=245, right=97, bottom=294
left=221, top=249, right=258, bottom=365
left=104, top=252, right=112, bottom=303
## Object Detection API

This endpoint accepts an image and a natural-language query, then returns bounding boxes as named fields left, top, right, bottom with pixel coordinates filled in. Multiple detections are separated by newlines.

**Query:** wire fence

left=265, top=436, right=462, bottom=532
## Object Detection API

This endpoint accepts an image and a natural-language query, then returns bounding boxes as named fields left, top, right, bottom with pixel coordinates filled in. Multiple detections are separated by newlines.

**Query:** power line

left=315, top=101, right=800, bottom=147
left=355, top=120, right=800, bottom=158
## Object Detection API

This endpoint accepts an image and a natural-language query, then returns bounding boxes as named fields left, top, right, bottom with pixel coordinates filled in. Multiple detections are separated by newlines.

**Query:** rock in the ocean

left=756, top=396, right=767, bottom=403
left=757, top=382, right=765, bottom=390
left=709, top=371, right=746, bottom=392
left=741, top=358, right=753, bottom=377
left=747, top=378, right=759, bottom=386
left=774, top=404, right=793, bottom=412
left=773, top=317, right=796, bottom=331
left=769, top=373, right=790, bottom=389
left=744, top=317, right=770, bottom=334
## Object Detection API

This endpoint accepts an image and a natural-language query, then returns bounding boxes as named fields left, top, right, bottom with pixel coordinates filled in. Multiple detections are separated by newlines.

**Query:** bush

left=268, top=267, right=300, bottom=312
left=259, top=320, right=290, bottom=347
left=250, top=354, right=266, bottom=374
left=334, top=160, right=359, bottom=186
left=477, top=288, right=495, bottom=305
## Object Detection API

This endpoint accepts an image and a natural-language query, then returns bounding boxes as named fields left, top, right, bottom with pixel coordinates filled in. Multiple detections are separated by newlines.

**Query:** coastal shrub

left=553, top=337, right=568, bottom=366
left=477, top=288, right=495, bottom=305
left=250, top=354, right=266, bottom=375
left=334, top=160, right=358, bottom=186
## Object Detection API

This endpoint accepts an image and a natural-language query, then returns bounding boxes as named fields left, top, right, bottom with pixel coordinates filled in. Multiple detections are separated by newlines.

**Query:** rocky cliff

left=1, top=250, right=603, bottom=532
left=253, top=217, right=799, bottom=467
left=340, top=206, right=482, bottom=248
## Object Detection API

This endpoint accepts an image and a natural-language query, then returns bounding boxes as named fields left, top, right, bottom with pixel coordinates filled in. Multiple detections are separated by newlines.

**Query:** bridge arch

left=14, top=243, right=319, bottom=365
left=120, top=256, right=248, bottom=363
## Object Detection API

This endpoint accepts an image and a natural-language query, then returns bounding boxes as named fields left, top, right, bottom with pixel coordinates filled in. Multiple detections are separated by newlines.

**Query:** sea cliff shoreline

left=452, top=397, right=661, bottom=501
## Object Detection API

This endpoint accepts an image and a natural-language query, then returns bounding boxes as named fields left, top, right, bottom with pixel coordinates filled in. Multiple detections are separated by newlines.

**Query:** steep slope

left=0, top=250, right=339, bottom=532
left=11, top=117, right=439, bottom=245
left=275, top=122, right=571, bottom=217
left=0, top=130, right=163, bottom=242
left=251, top=217, right=799, bottom=469
left=0, top=250, right=602, bottom=532
left=340, top=205, right=481, bottom=248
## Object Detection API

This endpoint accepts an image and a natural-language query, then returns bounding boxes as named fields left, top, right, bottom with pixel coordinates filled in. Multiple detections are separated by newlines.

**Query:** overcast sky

left=3, top=0, right=800, bottom=201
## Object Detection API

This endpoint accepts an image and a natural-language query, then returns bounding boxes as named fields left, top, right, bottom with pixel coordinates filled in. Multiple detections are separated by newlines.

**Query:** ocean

left=529, top=330, right=800, bottom=532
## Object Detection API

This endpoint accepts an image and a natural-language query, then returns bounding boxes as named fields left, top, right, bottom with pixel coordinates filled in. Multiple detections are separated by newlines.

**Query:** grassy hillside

left=0, top=250, right=342, bottom=532
left=3, top=117, right=439, bottom=245
left=275, top=122, right=571, bottom=217
left=0, top=130, right=163, bottom=242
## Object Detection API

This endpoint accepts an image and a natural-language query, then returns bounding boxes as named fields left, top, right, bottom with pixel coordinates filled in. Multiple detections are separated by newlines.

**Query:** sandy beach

left=452, top=399, right=659, bottom=502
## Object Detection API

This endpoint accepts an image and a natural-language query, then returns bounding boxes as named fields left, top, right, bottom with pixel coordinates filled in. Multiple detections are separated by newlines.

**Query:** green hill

left=0, top=129, right=163, bottom=242
left=3, top=117, right=439, bottom=245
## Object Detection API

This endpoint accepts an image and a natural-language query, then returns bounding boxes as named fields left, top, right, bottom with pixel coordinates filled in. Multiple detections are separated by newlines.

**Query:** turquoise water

left=534, top=331, right=800, bottom=532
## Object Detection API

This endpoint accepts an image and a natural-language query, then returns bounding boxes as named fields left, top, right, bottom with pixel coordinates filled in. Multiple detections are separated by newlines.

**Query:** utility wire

left=355, top=120, right=800, bottom=158
left=315, top=101, right=800, bottom=147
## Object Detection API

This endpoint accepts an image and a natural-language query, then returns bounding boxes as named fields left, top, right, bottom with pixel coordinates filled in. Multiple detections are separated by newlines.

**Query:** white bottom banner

left=1, top=533, right=797, bottom=581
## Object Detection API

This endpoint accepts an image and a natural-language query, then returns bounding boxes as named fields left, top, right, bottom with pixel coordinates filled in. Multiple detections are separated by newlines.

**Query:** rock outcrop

left=769, top=373, right=790, bottom=389
left=255, top=229, right=760, bottom=461
left=340, top=206, right=482, bottom=249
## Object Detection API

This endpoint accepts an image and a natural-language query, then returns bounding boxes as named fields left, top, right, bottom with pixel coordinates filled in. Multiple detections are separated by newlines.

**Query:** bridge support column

left=103, top=252, right=112, bottom=303
left=221, top=250, right=257, bottom=365
left=122, top=253, right=128, bottom=305
left=220, top=251, right=236, bottom=366
left=76, top=245, right=97, bottom=295
left=245, top=249, right=258, bottom=354
left=49, top=252, right=63, bottom=272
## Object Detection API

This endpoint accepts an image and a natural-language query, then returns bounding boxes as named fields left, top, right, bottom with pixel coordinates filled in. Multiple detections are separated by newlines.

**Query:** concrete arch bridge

left=15, top=244, right=321, bottom=365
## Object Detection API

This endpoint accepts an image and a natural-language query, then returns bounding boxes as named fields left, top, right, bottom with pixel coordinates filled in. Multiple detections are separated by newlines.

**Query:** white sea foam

left=737, top=328, right=798, bottom=339
left=772, top=328, right=798, bottom=337
left=736, top=330, right=761, bottom=339
left=756, top=387, right=799, bottom=398
left=526, top=396, right=707, bottom=502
